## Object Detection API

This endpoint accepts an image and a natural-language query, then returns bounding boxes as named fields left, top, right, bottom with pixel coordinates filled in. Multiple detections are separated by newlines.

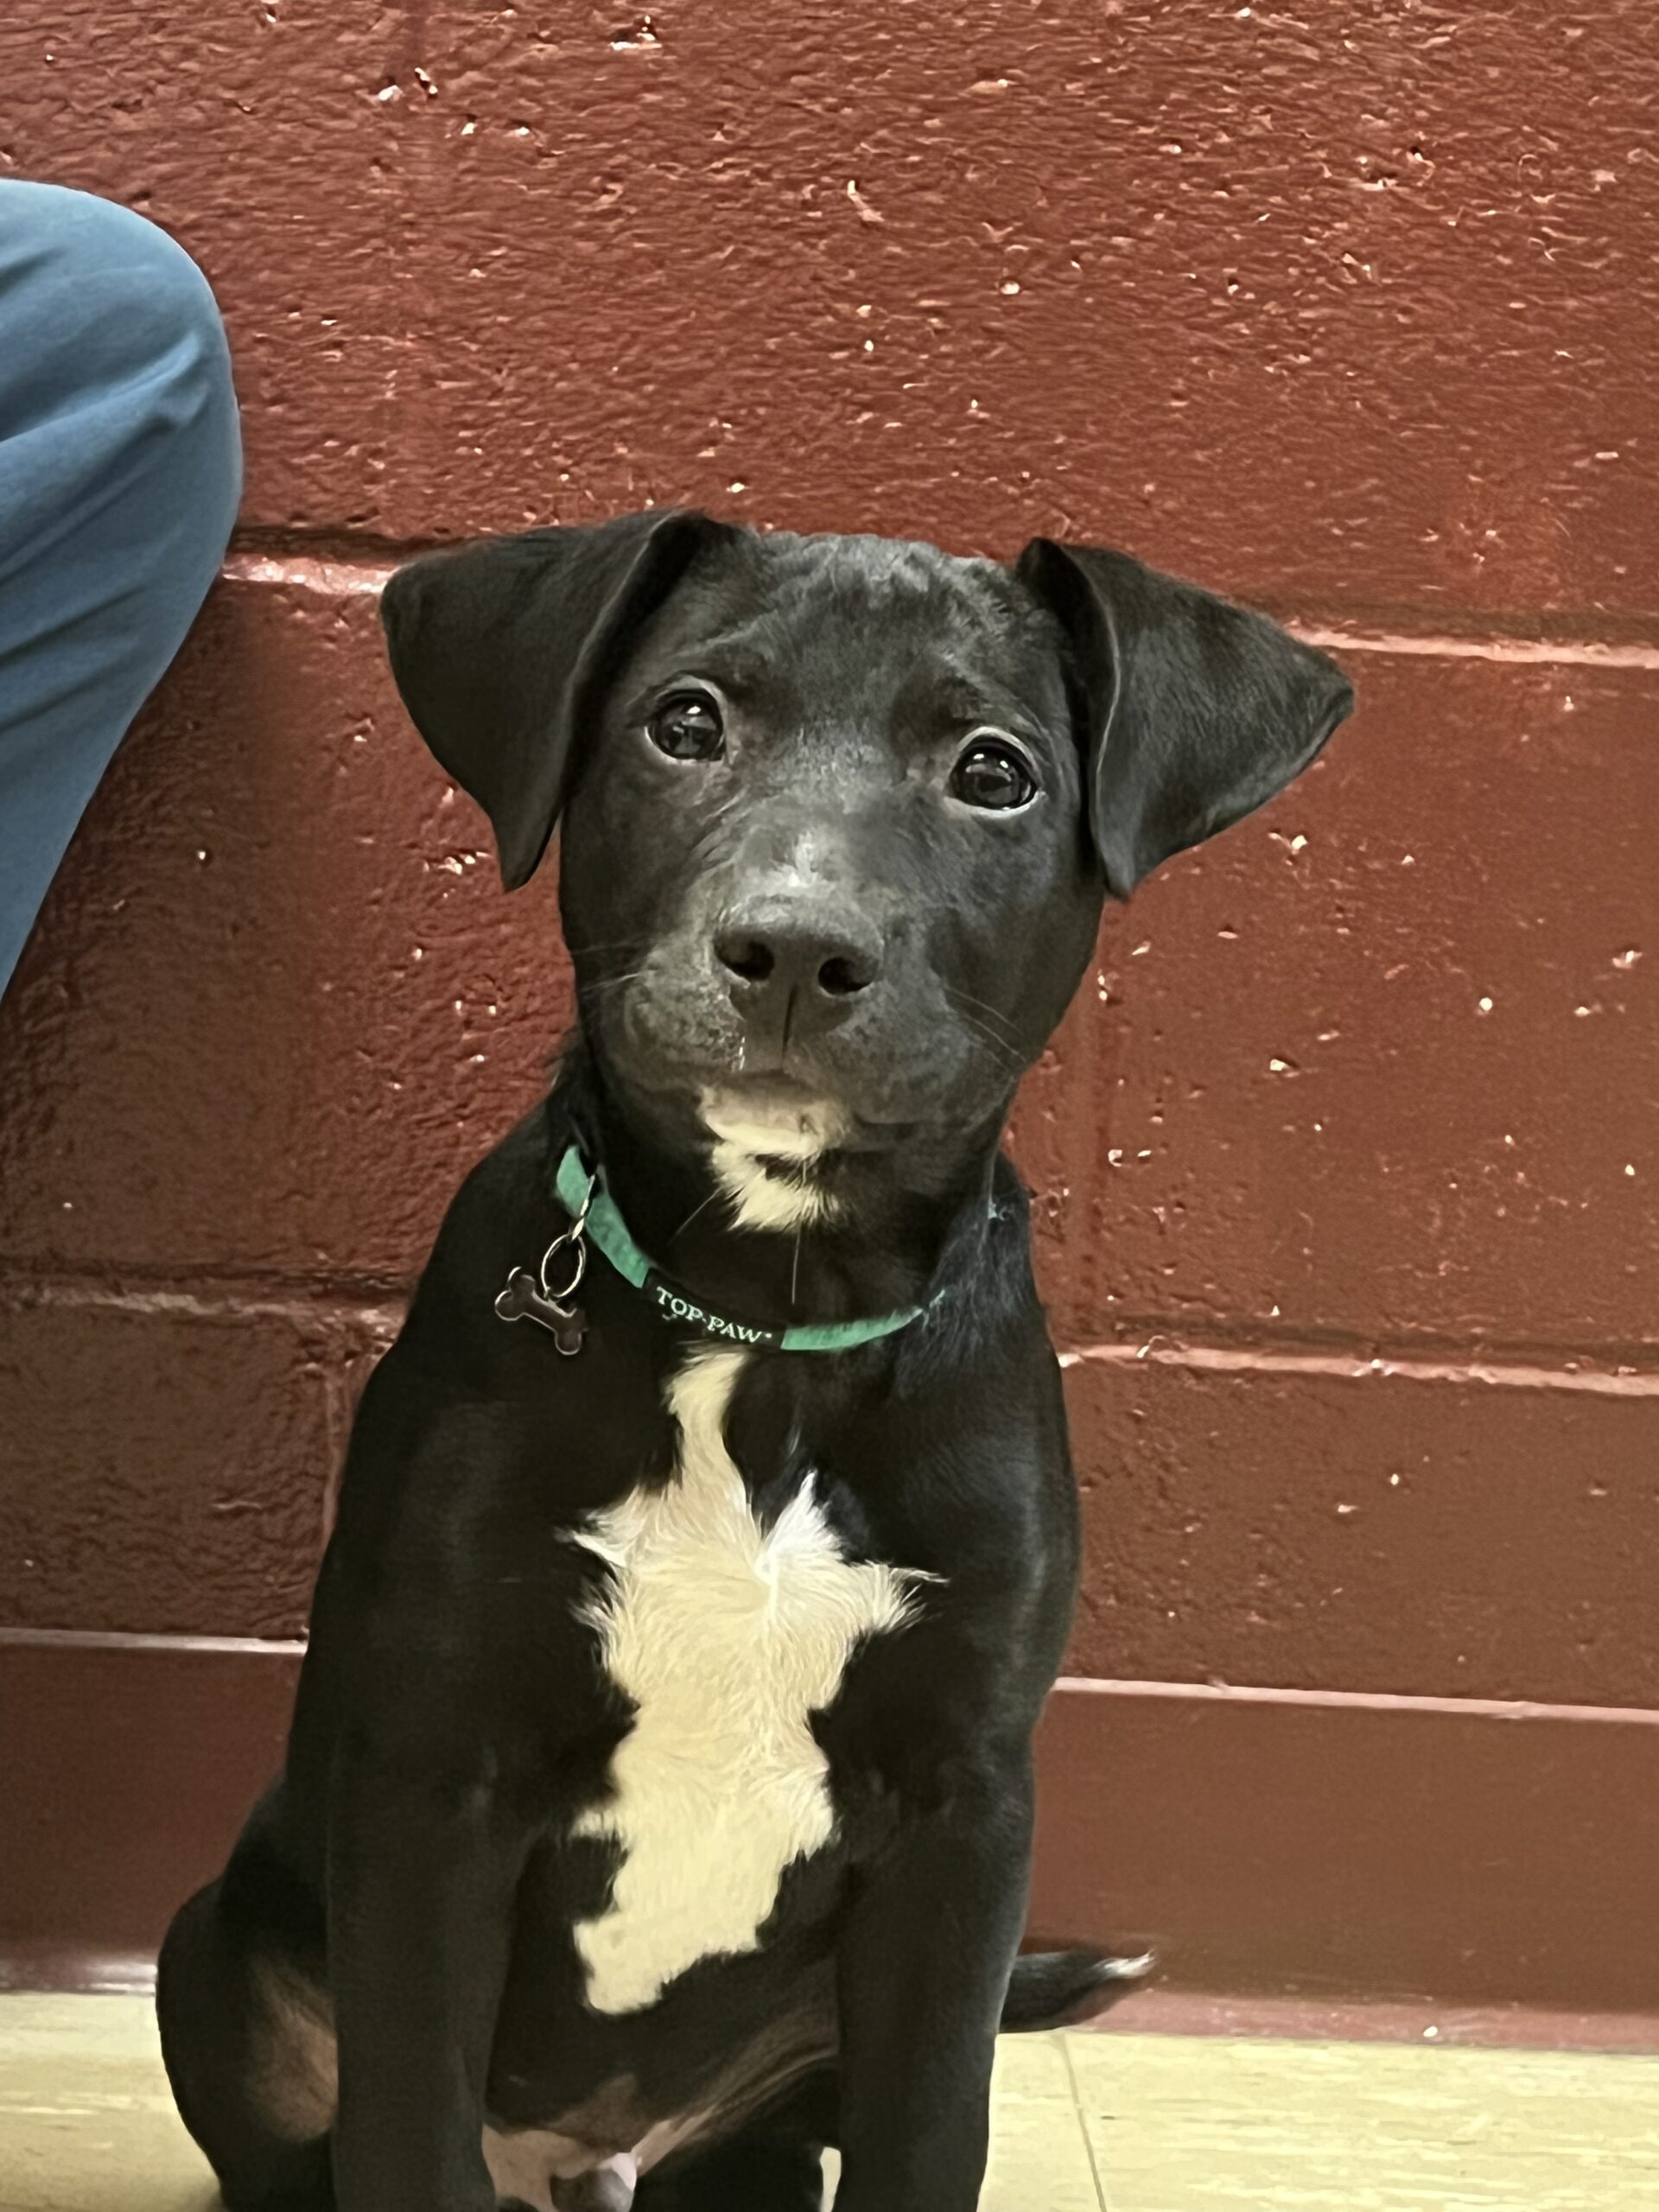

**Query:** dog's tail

left=999, top=1947, right=1154, bottom=2032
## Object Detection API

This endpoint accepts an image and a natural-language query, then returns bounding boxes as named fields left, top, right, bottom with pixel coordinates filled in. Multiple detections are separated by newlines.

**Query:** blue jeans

left=0, top=182, right=242, bottom=993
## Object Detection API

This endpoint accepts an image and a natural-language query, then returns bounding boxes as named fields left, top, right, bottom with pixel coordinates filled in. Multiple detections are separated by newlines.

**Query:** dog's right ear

left=381, top=509, right=730, bottom=888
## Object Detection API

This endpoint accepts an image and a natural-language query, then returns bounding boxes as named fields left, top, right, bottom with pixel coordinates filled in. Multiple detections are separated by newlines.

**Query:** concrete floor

left=3, top=1995, right=1659, bottom=2210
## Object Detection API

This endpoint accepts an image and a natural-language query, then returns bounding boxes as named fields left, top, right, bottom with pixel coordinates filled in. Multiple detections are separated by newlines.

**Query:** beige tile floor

left=3, top=1995, right=1659, bottom=2210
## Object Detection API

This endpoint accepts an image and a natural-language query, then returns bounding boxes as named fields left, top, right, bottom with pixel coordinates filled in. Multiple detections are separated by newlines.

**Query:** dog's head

left=383, top=515, right=1351, bottom=1193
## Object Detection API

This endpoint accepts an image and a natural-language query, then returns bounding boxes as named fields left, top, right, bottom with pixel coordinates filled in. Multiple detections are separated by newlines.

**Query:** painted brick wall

left=3, top=0, right=1656, bottom=2005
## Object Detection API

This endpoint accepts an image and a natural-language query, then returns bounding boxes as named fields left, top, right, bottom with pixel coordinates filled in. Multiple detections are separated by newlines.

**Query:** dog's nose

left=715, top=899, right=883, bottom=1020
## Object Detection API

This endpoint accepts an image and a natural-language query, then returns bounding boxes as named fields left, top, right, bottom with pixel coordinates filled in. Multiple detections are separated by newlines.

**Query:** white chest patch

left=569, top=1347, right=918, bottom=2015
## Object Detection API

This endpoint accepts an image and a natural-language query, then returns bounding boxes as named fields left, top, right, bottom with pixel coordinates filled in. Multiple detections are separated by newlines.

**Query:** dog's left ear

left=381, top=509, right=731, bottom=888
left=1017, top=537, right=1354, bottom=899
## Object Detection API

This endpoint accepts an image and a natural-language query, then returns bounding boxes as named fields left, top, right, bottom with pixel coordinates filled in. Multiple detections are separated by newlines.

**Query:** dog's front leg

left=327, top=1741, right=524, bottom=2212
left=833, top=1756, right=1033, bottom=2212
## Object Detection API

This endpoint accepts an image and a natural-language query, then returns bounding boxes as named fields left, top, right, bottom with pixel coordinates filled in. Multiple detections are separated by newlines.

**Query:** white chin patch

left=699, top=1092, right=845, bottom=1233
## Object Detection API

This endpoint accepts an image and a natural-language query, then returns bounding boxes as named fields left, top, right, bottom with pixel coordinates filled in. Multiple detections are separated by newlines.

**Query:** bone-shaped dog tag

left=494, top=1268, right=587, bottom=1355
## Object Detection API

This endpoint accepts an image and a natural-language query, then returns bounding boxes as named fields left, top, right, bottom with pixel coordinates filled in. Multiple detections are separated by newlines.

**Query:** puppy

left=157, top=514, right=1351, bottom=2212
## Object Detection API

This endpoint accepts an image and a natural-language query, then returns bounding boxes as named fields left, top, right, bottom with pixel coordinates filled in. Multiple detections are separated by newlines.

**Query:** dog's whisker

left=951, top=1009, right=1024, bottom=1075
left=582, top=968, right=651, bottom=999
left=944, top=985, right=1021, bottom=1047
left=671, top=1185, right=725, bottom=1243
left=566, top=935, right=651, bottom=961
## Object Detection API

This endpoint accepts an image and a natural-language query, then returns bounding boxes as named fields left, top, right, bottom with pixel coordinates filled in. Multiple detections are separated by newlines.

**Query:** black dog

left=157, top=514, right=1351, bottom=2212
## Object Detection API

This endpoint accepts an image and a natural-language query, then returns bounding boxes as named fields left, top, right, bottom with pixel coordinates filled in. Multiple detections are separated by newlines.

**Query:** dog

left=156, top=512, right=1352, bottom=2212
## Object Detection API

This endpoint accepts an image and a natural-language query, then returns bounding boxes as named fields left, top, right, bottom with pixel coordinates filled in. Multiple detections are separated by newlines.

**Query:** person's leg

left=0, top=181, right=241, bottom=992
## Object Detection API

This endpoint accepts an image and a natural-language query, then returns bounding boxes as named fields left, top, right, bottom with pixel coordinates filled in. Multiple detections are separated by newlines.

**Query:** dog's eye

left=648, top=691, right=725, bottom=762
left=950, top=738, right=1039, bottom=812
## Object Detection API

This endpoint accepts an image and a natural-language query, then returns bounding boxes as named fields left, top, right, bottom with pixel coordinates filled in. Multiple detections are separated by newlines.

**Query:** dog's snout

left=715, top=899, right=883, bottom=1018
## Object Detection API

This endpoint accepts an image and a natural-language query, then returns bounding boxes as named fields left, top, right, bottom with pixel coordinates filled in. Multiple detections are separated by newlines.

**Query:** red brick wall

left=3, top=1, right=1656, bottom=2008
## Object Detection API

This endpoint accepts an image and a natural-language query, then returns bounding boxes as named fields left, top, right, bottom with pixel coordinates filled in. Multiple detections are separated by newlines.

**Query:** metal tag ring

left=539, top=1226, right=588, bottom=1306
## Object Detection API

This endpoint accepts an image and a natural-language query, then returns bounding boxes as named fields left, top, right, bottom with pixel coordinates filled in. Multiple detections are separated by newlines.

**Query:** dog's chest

left=569, top=1347, right=915, bottom=2015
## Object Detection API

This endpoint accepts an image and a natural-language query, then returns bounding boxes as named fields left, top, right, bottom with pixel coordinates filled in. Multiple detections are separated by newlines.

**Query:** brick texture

left=3, top=3, right=1655, bottom=616
left=0, top=1301, right=334, bottom=1638
left=1, top=3, right=1654, bottom=1713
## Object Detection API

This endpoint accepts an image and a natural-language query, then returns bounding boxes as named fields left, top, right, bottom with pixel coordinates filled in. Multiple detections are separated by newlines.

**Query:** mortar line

left=0, top=1275, right=405, bottom=1334
left=6, top=1269, right=1655, bottom=1392
left=1288, top=621, right=1659, bottom=671
left=217, top=546, right=1659, bottom=671
left=1057, top=1337, right=1659, bottom=1398
left=0, top=1627, right=306, bottom=1656
left=1052, top=1675, right=1659, bottom=1728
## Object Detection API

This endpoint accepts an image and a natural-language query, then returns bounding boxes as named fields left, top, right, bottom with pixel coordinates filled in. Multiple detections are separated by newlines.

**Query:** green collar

left=553, top=1145, right=927, bottom=1354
